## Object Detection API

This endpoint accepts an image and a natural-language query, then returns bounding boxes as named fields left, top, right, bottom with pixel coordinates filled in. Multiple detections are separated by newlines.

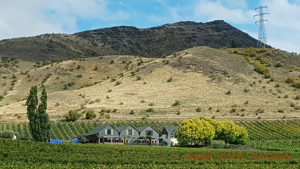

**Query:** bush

left=136, top=76, right=141, bottom=81
left=195, top=107, right=202, bottom=112
left=253, top=61, right=271, bottom=78
left=66, top=110, right=81, bottom=122
left=225, top=91, right=231, bottom=95
left=0, top=95, right=3, bottom=101
left=255, top=109, right=264, bottom=114
left=244, top=89, right=249, bottom=93
left=0, top=130, right=19, bottom=139
left=148, top=102, right=154, bottom=106
left=274, top=62, right=282, bottom=67
left=292, top=82, right=300, bottom=89
left=285, top=77, right=297, bottom=84
left=146, top=108, right=154, bottom=113
left=85, top=110, right=96, bottom=120
left=130, top=110, right=135, bottom=115
left=230, top=108, right=236, bottom=113
left=172, top=100, right=180, bottom=106
left=278, top=109, right=284, bottom=113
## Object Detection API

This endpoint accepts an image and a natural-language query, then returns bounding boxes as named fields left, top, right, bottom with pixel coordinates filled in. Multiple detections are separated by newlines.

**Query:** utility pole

left=254, top=6, right=269, bottom=48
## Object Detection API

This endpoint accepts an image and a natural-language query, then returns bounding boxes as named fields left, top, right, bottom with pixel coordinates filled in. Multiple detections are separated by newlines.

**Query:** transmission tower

left=254, top=6, right=269, bottom=48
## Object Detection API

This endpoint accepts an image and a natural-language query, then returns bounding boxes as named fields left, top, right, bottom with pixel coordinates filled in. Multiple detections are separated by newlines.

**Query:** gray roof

left=85, top=124, right=112, bottom=136
left=163, top=126, right=178, bottom=134
left=136, top=126, right=158, bottom=133
left=115, top=125, right=135, bottom=133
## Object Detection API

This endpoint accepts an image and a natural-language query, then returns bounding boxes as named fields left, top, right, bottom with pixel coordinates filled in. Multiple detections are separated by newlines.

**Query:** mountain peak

left=0, top=20, right=260, bottom=61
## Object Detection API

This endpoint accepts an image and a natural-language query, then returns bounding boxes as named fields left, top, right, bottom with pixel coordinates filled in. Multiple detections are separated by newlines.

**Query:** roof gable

left=162, top=126, right=179, bottom=134
left=136, top=126, right=158, bottom=133
left=85, top=124, right=113, bottom=136
left=115, top=125, right=136, bottom=132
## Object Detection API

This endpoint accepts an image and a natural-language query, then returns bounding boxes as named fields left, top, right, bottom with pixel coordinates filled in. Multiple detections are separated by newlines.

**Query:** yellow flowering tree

left=217, top=120, right=248, bottom=145
left=176, top=118, right=215, bottom=146
left=199, top=117, right=222, bottom=139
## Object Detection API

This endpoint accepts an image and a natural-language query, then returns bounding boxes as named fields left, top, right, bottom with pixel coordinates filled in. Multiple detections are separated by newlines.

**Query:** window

left=128, top=130, right=133, bottom=135
left=146, top=130, right=153, bottom=137
left=107, top=129, right=111, bottom=135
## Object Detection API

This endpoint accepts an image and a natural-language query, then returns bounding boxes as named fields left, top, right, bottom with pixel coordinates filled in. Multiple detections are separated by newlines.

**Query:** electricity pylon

left=254, top=6, right=269, bottom=48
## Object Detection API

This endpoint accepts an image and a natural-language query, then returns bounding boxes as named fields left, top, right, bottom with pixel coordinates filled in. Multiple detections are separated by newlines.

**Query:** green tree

left=66, top=110, right=81, bottom=122
left=191, top=117, right=249, bottom=145
left=199, top=117, right=221, bottom=139
left=176, top=118, right=215, bottom=146
left=26, top=86, right=50, bottom=142
left=217, top=120, right=248, bottom=145
left=85, top=110, right=96, bottom=120
left=37, top=87, right=51, bottom=142
left=26, top=86, right=39, bottom=141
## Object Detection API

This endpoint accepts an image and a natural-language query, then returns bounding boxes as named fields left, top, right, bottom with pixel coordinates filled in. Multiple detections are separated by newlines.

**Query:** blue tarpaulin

left=48, top=139, right=63, bottom=144
left=70, top=138, right=79, bottom=143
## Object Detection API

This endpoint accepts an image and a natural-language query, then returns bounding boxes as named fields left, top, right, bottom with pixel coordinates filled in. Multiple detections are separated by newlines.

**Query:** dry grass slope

left=0, top=46, right=299, bottom=123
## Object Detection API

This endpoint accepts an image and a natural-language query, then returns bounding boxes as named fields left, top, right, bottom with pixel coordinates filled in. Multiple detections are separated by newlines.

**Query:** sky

left=0, top=0, right=299, bottom=53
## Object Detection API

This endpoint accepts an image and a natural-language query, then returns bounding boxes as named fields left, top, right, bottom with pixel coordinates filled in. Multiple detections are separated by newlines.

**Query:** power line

left=254, top=6, right=269, bottom=48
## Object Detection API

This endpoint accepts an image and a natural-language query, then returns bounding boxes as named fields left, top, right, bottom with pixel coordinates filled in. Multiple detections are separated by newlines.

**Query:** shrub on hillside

left=130, top=110, right=135, bottom=115
left=292, top=82, right=300, bottom=89
left=225, top=91, right=231, bottom=95
left=66, top=110, right=81, bottom=122
left=285, top=77, right=297, bottom=84
left=253, top=61, right=269, bottom=77
left=195, top=107, right=202, bottom=112
left=172, top=100, right=180, bottom=106
left=85, top=110, right=96, bottom=120
left=167, top=77, right=173, bottom=82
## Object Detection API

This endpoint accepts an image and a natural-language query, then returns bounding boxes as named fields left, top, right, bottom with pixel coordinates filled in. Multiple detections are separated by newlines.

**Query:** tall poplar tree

left=37, top=87, right=51, bottom=142
left=26, top=86, right=50, bottom=142
left=26, top=86, right=39, bottom=141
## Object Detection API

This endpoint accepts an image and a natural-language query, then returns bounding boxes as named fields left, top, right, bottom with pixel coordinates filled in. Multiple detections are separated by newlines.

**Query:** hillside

left=0, top=20, right=260, bottom=61
left=0, top=46, right=300, bottom=123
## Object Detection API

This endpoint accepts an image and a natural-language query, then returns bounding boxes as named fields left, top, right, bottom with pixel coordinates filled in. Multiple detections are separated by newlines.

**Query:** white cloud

left=0, top=0, right=299, bottom=53
left=192, top=0, right=300, bottom=53
left=0, top=0, right=63, bottom=39
left=194, top=0, right=253, bottom=24
left=260, top=0, right=300, bottom=52
left=0, top=0, right=130, bottom=39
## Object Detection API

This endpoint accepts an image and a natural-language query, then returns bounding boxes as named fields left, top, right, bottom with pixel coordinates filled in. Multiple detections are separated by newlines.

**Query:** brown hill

left=0, top=47, right=299, bottom=123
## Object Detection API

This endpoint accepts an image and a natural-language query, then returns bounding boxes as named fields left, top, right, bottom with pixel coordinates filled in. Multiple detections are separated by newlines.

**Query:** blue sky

left=0, top=0, right=300, bottom=53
